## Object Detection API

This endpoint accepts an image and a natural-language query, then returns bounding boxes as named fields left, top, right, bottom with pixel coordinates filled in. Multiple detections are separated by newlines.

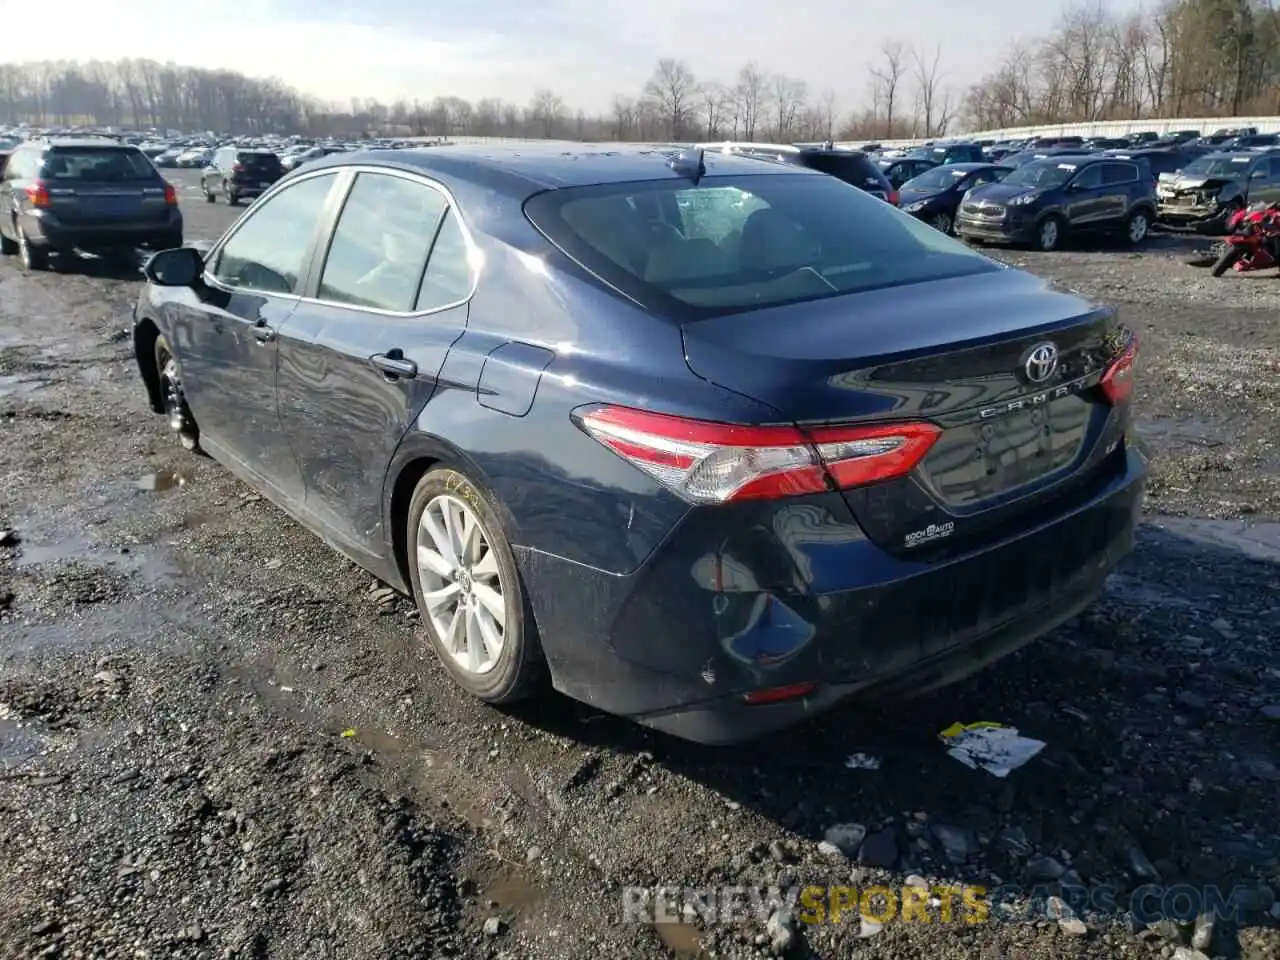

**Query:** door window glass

left=318, top=172, right=448, bottom=312
left=211, top=172, right=337, bottom=295
left=416, top=209, right=475, bottom=310
left=1069, top=165, right=1103, bottom=189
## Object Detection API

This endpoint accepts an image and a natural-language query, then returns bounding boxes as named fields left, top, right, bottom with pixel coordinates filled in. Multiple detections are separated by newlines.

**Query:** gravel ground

left=1, top=170, right=1278, bottom=960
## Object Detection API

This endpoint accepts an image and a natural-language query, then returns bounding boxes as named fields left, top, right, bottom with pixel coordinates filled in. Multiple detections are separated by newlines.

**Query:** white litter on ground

left=844, top=752, right=882, bottom=770
left=938, top=722, right=1046, bottom=777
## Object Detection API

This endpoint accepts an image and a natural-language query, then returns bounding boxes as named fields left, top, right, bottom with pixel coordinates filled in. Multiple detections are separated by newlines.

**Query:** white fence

left=408, top=117, right=1280, bottom=154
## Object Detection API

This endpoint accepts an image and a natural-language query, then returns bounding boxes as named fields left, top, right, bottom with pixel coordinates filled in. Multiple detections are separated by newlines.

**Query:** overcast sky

left=14, top=0, right=1145, bottom=114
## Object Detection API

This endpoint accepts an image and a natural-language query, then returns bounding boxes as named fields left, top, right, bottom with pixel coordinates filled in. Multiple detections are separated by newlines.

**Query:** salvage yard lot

left=1, top=169, right=1278, bottom=960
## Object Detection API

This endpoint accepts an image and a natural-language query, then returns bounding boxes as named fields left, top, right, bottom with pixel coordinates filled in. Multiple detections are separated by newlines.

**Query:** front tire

left=1211, top=245, right=1242, bottom=277
left=154, top=336, right=200, bottom=452
left=1033, top=215, right=1064, bottom=252
left=931, top=212, right=953, bottom=235
left=406, top=467, right=542, bottom=704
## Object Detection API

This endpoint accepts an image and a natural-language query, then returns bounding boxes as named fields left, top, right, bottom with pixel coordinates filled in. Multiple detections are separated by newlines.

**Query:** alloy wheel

left=416, top=494, right=506, bottom=675
left=1128, top=213, right=1149, bottom=243
left=1039, top=219, right=1059, bottom=250
left=932, top=212, right=953, bottom=235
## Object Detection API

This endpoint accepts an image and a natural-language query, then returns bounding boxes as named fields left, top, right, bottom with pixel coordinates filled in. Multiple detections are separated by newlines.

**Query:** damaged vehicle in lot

left=1156, top=151, right=1280, bottom=233
left=956, top=154, right=1157, bottom=251
left=131, top=146, right=1146, bottom=744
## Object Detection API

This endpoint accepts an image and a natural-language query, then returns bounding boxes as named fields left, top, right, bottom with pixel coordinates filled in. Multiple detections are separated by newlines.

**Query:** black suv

left=200, top=148, right=284, bottom=205
left=955, top=154, right=1157, bottom=251
left=0, top=138, right=183, bottom=270
left=701, top=142, right=897, bottom=203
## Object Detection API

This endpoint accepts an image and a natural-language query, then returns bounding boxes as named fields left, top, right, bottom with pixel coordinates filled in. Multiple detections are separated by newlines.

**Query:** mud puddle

left=15, top=531, right=191, bottom=586
left=654, top=920, right=708, bottom=956
left=1147, top=515, right=1280, bottom=564
left=137, top=469, right=189, bottom=492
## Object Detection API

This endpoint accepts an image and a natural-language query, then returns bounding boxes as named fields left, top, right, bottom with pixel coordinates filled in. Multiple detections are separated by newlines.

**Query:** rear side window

left=1101, top=162, right=1138, bottom=184
left=526, top=173, right=998, bottom=318
left=318, top=172, right=447, bottom=312
left=41, top=147, right=156, bottom=182
left=804, top=153, right=885, bottom=189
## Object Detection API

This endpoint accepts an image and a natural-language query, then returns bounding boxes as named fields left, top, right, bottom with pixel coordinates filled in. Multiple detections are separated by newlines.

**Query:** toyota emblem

left=1024, top=343, right=1059, bottom=383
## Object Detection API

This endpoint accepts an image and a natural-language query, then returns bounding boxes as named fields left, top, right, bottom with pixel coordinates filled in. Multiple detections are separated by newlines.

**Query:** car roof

left=299, top=143, right=819, bottom=200
left=934, top=161, right=1005, bottom=172
left=35, top=138, right=135, bottom=150
left=1203, top=152, right=1262, bottom=161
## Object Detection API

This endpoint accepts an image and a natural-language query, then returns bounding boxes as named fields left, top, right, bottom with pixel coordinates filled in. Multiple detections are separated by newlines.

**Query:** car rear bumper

left=518, top=444, right=1146, bottom=744
left=22, top=210, right=183, bottom=251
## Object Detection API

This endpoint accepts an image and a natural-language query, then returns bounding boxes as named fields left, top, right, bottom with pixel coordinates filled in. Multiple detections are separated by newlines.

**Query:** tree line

left=1, top=0, right=1277, bottom=142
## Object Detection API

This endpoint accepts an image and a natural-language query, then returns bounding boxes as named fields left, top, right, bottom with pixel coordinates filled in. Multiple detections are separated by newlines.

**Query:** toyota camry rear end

left=453, top=150, right=1145, bottom=744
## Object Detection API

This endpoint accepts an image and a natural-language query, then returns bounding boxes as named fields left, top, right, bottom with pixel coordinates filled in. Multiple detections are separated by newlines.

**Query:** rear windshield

left=238, top=152, right=282, bottom=169
left=41, top=147, right=157, bottom=181
left=526, top=173, right=999, bottom=318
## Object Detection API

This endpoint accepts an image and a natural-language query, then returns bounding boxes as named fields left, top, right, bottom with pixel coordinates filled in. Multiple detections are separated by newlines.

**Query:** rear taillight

left=577, top=405, right=940, bottom=504
left=1100, top=334, right=1138, bottom=405
left=232, top=164, right=246, bottom=173
left=25, top=182, right=50, bottom=207
left=164, top=183, right=177, bottom=205
left=887, top=190, right=900, bottom=206
left=743, top=683, right=818, bottom=705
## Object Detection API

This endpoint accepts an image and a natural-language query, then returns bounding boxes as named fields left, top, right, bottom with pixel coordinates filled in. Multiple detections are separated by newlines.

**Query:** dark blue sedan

left=897, top=162, right=1013, bottom=234
left=131, top=145, right=1146, bottom=744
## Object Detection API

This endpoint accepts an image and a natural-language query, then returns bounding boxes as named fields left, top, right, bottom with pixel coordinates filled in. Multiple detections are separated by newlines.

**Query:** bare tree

left=869, top=40, right=907, bottom=136
left=642, top=58, right=699, bottom=139
left=528, top=89, right=566, bottom=138
left=910, top=42, right=948, bottom=137
left=770, top=75, right=807, bottom=140
left=734, top=62, right=771, bottom=142
left=700, top=83, right=729, bottom=139
left=611, top=95, right=637, bottom=140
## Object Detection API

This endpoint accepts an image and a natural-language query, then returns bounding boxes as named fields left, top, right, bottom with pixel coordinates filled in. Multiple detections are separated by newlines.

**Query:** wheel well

left=388, top=456, right=439, bottom=593
left=134, top=318, right=163, bottom=413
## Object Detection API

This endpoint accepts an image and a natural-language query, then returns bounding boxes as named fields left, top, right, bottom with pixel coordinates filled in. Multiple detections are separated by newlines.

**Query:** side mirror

left=144, top=246, right=204, bottom=287
left=1251, top=170, right=1266, bottom=179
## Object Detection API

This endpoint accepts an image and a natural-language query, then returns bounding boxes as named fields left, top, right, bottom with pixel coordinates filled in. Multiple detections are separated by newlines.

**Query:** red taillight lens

left=887, top=190, right=900, bottom=206
left=1100, top=335, right=1139, bottom=405
left=232, top=164, right=246, bottom=173
left=577, top=406, right=940, bottom=504
left=163, top=183, right=177, bottom=205
left=25, top=182, right=50, bottom=207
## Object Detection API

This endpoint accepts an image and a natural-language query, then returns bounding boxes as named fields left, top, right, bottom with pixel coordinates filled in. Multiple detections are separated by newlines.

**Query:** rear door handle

left=371, top=352, right=417, bottom=379
left=252, top=324, right=275, bottom=343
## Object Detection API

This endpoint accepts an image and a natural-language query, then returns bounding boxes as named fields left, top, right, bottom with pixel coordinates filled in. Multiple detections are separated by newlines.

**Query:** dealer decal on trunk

left=904, top=521, right=955, bottom=548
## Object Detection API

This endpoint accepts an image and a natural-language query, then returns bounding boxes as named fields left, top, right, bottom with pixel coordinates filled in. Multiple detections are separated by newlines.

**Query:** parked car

left=877, top=156, right=938, bottom=190
left=153, top=147, right=185, bottom=167
left=911, top=142, right=986, bottom=165
left=130, top=145, right=1145, bottom=743
left=1156, top=151, right=1280, bottom=232
left=1226, top=133, right=1280, bottom=150
left=955, top=153, right=1157, bottom=251
left=0, top=137, right=182, bottom=270
left=200, top=147, right=284, bottom=205
left=703, top=142, right=898, bottom=203
left=281, top=144, right=349, bottom=172
left=897, top=162, right=1013, bottom=233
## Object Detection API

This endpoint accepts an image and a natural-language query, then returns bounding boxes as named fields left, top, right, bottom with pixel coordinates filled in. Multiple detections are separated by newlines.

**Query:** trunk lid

left=47, top=180, right=169, bottom=224
left=681, top=269, right=1127, bottom=557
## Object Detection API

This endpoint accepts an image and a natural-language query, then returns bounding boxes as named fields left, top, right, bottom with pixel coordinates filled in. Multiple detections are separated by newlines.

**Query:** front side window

left=212, top=172, right=338, bottom=295
left=527, top=173, right=998, bottom=318
left=318, top=172, right=448, bottom=312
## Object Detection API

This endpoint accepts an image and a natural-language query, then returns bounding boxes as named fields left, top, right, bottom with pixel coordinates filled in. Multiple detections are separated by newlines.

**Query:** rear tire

left=1211, top=245, right=1242, bottom=277
left=17, top=225, right=47, bottom=271
left=225, top=183, right=239, bottom=206
left=0, top=225, right=16, bottom=256
left=203, top=183, right=216, bottom=203
left=406, top=467, right=543, bottom=704
left=1125, top=209, right=1150, bottom=245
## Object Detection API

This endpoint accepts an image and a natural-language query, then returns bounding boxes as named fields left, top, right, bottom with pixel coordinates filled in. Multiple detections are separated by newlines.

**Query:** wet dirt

left=1, top=170, right=1279, bottom=960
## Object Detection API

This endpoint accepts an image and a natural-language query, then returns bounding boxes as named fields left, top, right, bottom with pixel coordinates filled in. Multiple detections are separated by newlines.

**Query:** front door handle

left=252, top=324, right=275, bottom=343
left=371, top=351, right=417, bottom=379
